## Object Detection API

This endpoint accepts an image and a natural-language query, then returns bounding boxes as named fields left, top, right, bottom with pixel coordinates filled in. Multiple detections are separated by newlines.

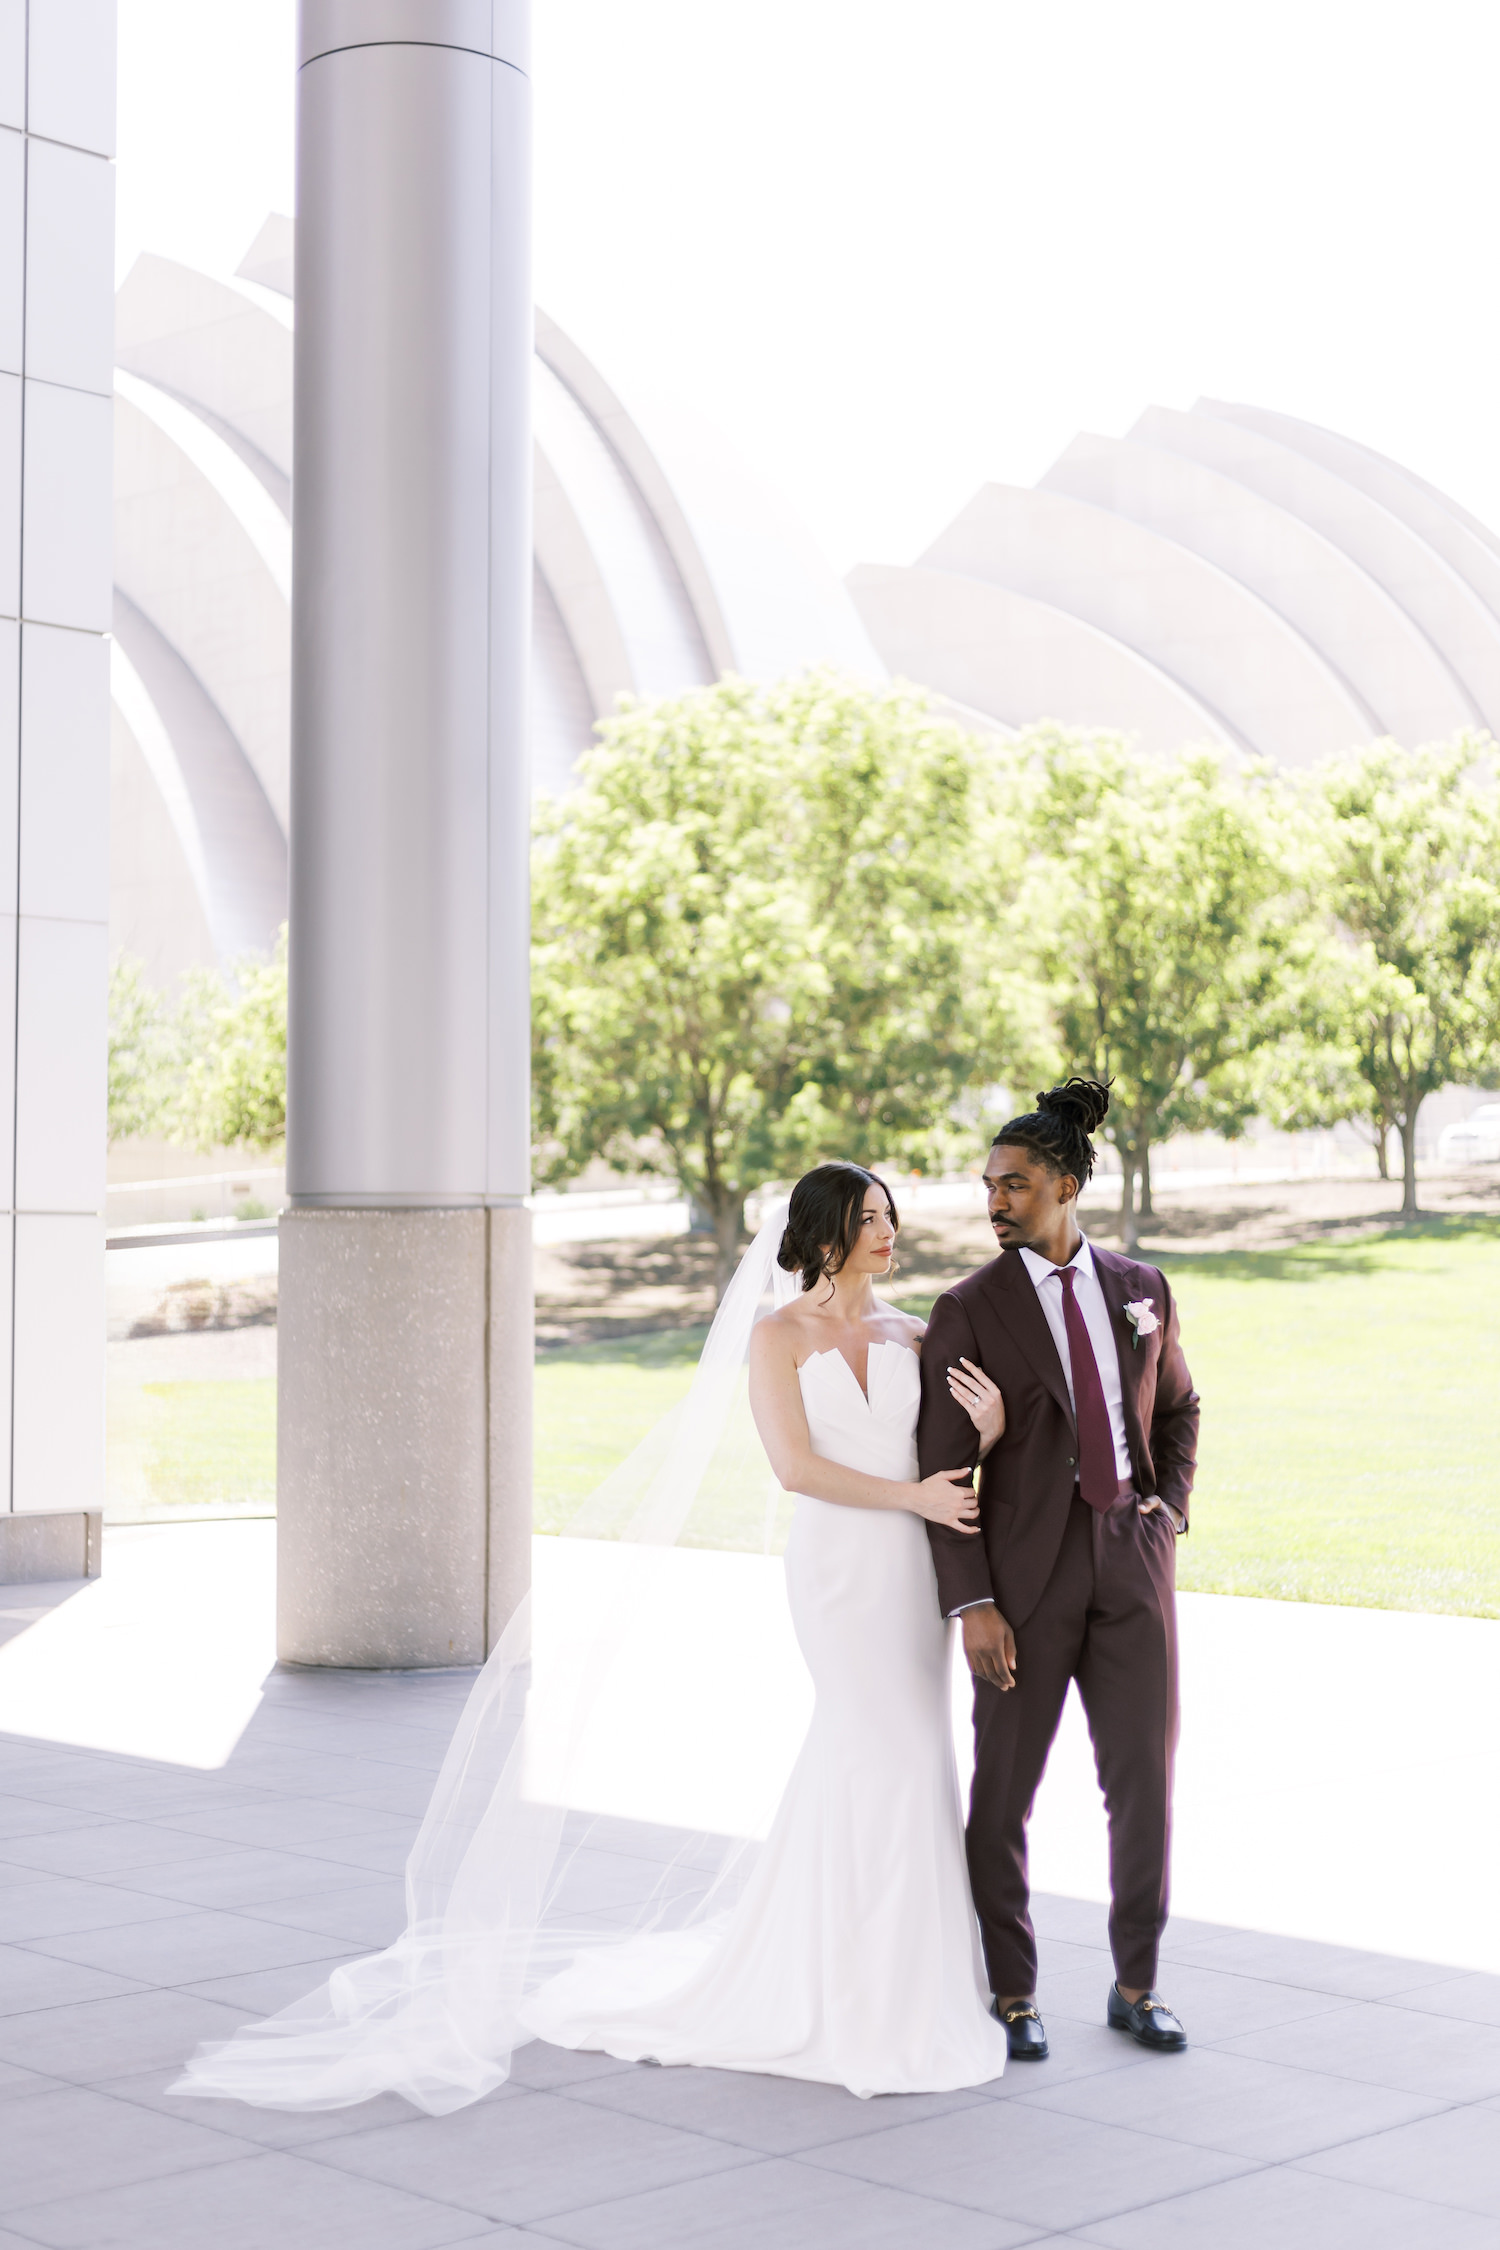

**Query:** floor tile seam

left=0, top=1944, right=155, bottom=1993
left=0, top=1884, right=259, bottom=1938
left=292, top=2133, right=771, bottom=2221
left=546, top=2076, right=997, bottom=2154
left=150, top=1878, right=400, bottom=1926
left=1013, top=2044, right=1471, bottom=2121
left=999, top=2078, right=1466, bottom=2164
left=3, top=2137, right=273, bottom=2227
left=797, top=2092, right=1277, bottom=2173
left=1282, top=2150, right=1500, bottom=2222
left=1161, top=1958, right=1489, bottom=2006
left=1190, top=2026, right=1500, bottom=2092
left=791, top=2136, right=1276, bottom=2228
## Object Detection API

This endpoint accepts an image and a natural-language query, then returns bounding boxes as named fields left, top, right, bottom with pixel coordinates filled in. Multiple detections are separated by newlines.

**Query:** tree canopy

left=1022, top=733, right=1289, bottom=1247
left=532, top=673, right=1034, bottom=1286
left=1309, top=739, right=1500, bottom=1213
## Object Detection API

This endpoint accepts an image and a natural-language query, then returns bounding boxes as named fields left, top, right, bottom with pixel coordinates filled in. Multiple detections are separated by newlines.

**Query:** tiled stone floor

left=2, top=1655, right=1498, bottom=2249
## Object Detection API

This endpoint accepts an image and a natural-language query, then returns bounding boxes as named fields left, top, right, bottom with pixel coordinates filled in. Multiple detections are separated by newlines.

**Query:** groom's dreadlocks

left=992, top=1078, right=1112, bottom=1185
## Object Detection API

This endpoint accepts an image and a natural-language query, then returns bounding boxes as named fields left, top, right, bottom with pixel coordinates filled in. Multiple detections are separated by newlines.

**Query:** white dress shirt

left=1017, top=1237, right=1132, bottom=1483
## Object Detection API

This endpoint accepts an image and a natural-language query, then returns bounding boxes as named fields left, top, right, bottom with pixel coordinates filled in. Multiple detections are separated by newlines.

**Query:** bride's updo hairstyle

left=777, top=1162, right=898, bottom=1294
left=992, top=1077, right=1111, bottom=1189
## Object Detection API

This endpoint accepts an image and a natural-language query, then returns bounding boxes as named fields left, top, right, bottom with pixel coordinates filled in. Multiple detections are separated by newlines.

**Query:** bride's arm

left=748, top=1325, right=980, bottom=1533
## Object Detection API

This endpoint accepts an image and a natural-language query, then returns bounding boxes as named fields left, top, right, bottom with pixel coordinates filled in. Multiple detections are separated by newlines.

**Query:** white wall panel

left=0, top=618, right=18, bottom=908
left=12, top=1212, right=103, bottom=1514
left=0, top=126, right=23, bottom=375
left=0, top=915, right=15, bottom=1201
left=20, top=621, right=108, bottom=919
left=13, top=911, right=107, bottom=1213
left=0, top=1215, right=11, bottom=1511
left=0, top=367, right=19, bottom=615
left=25, top=138, right=114, bottom=393
left=21, top=379, right=111, bottom=628
left=0, top=2, right=23, bottom=132
left=28, top=0, right=117, bottom=158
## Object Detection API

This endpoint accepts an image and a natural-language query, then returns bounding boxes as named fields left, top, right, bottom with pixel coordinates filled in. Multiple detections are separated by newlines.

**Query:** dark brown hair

left=991, top=1077, right=1111, bottom=1186
left=777, top=1162, right=898, bottom=1293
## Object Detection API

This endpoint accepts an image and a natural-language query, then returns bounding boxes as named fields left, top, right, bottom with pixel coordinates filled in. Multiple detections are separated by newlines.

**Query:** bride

left=175, top=1161, right=1010, bottom=2111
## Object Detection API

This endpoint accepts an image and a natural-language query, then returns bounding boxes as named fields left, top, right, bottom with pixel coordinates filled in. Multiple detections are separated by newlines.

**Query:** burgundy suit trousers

left=968, top=1492, right=1180, bottom=1999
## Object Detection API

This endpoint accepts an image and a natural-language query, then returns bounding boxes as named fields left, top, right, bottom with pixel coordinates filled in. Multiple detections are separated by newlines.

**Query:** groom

left=918, top=1080, right=1199, bottom=2061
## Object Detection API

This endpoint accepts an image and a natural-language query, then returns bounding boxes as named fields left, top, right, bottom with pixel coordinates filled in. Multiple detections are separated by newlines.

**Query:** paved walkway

left=0, top=1531, right=1497, bottom=2246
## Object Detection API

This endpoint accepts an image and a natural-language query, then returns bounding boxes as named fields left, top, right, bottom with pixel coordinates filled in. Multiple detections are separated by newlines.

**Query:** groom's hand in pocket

left=962, top=1603, right=1017, bottom=1692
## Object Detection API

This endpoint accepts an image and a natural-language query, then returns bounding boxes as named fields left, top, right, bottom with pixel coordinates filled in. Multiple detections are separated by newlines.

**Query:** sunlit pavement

left=0, top=1526, right=1496, bottom=2249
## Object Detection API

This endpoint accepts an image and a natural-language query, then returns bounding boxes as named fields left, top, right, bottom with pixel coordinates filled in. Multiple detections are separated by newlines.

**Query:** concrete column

left=0, top=0, right=115, bottom=1587
left=279, top=0, right=532, bottom=1666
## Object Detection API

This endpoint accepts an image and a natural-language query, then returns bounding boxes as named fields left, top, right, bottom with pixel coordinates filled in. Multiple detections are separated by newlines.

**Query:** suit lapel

left=981, top=1253, right=1076, bottom=1429
left=1090, top=1245, right=1146, bottom=1444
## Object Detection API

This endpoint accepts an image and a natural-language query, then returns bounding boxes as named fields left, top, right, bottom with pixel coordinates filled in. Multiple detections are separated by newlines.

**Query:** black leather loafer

left=993, top=2000, right=1049, bottom=2060
left=1106, top=1985, right=1187, bottom=2050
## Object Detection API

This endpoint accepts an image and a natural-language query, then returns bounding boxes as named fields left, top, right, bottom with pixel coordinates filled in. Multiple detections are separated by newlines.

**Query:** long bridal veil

left=174, top=1203, right=803, bottom=2115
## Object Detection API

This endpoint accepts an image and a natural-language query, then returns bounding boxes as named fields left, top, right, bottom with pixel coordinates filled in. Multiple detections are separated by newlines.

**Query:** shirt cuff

left=948, top=1598, right=996, bottom=1617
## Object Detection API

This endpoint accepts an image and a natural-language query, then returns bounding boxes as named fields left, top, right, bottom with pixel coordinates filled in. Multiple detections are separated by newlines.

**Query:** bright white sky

left=117, top=0, right=1500, bottom=575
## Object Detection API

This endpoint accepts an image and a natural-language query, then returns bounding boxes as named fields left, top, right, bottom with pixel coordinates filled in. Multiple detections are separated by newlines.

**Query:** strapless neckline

left=798, top=1337, right=918, bottom=1408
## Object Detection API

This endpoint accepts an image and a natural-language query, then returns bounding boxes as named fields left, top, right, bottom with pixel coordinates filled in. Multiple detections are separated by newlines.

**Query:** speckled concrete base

left=276, top=1206, right=532, bottom=1668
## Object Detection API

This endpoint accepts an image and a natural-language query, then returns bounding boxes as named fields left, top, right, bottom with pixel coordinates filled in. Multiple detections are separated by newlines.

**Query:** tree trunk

left=1374, top=1121, right=1389, bottom=1181
left=710, top=1194, right=746, bottom=1300
left=1119, top=1154, right=1139, bottom=1254
left=1137, top=1143, right=1154, bottom=1222
left=1399, top=1111, right=1420, bottom=1218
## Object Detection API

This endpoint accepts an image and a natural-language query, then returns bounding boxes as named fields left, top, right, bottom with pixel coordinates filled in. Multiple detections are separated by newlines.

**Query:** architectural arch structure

left=110, top=216, right=880, bottom=985
left=851, top=402, right=1500, bottom=763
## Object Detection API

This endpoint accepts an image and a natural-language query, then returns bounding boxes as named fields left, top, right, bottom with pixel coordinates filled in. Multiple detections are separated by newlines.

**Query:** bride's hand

left=913, top=1469, right=981, bottom=1533
left=947, top=1358, right=1005, bottom=1456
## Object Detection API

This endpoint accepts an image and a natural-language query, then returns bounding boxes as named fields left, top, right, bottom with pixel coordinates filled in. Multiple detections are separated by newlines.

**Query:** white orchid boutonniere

left=1123, top=1298, right=1160, bottom=1350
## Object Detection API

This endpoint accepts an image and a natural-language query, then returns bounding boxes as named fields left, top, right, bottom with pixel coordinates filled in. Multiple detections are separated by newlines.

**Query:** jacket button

left=1067, top=1454, right=1076, bottom=1467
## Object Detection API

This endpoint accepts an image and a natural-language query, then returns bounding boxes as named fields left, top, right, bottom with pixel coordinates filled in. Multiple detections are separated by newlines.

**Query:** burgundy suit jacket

left=917, top=1243, right=1199, bottom=1625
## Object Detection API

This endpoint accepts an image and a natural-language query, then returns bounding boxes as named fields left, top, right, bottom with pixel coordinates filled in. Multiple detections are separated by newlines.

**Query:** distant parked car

left=1438, top=1104, right=1500, bottom=1163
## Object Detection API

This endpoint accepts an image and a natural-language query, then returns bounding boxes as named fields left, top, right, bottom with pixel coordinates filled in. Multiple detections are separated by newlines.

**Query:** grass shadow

left=1153, top=1210, right=1500, bottom=1283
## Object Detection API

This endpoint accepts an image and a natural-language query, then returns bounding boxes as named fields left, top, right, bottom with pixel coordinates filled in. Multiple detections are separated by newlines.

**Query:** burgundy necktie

left=1056, top=1267, right=1119, bottom=1511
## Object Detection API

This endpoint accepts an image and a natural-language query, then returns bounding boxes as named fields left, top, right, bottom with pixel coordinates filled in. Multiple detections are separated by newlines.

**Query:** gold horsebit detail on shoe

left=1003, top=2006, right=1042, bottom=2023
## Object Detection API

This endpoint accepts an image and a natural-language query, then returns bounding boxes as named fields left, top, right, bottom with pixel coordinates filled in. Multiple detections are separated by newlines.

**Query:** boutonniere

left=1123, top=1299, right=1160, bottom=1349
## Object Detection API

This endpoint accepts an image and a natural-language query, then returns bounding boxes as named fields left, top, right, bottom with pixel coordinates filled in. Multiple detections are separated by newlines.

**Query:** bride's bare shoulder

left=753, top=1302, right=812, bottom=1358
left=875, top=1301, right=927, bottom=1354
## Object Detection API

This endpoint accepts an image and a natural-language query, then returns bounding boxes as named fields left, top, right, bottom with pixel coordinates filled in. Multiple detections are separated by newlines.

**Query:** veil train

left=173, top=1204, right=800, bottom=2115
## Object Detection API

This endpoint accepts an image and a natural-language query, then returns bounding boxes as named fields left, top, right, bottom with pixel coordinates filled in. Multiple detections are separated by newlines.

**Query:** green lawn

left=534, top=1219, right=1500, bottom=1618
left=1158, top=1220, right=1500, bottom=1616
left=108, top=1379, right=278, bottom=1517
left=105, top=1220, right=1500, bottom=1613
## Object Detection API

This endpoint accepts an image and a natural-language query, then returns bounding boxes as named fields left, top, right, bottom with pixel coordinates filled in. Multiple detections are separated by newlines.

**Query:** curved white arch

left=114, top=371, right=291, bottom=601
left=922, top=484, right=1369, bottom=766
left=116, top=254, right=294, bottom=486
left=109, top=638, right=213, bottom=921
left=112, top=593, right=287, bottom=963
left=1044, top=431, right=1472, bottom=745
left=1205, top=402, right=1500, bottom=638
left=114, top=390, right=292, bottom=829
left=532, top=358, right=710, bottom=698
left=1175, top=402, right=1500, bottom=735
left=848, top=563, right=1230, bottom=754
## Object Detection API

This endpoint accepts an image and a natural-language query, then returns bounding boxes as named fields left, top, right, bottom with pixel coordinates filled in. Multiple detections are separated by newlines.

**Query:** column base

left=277, top=1206, right=532, bottom=1669
left=0, top=1509, right=103, bottom=1586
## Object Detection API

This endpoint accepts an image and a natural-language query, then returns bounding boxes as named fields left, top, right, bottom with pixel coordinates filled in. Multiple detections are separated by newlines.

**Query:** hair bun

left=1036, top=1076, right=1111, bottom=1134
left=775, top=1225, right=805, bottom=1275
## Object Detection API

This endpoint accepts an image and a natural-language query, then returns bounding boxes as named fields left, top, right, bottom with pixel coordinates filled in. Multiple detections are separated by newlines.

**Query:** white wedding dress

left=174, top=1245, right=1007, bottom=2114
left=520, top=1339, right=1008, bottom=2095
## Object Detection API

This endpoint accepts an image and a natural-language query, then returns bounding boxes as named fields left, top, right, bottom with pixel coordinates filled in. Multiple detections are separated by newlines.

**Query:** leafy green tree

left=108, top=953, right=173, bottom=1142
left=174, top=926, right=289, bottom=1152
left=1023, top=732, right=1288, bottom=1250
left=533, top=673, right=1035, bottom=1290
left=1312, top=740, right=1500, bottom=1215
